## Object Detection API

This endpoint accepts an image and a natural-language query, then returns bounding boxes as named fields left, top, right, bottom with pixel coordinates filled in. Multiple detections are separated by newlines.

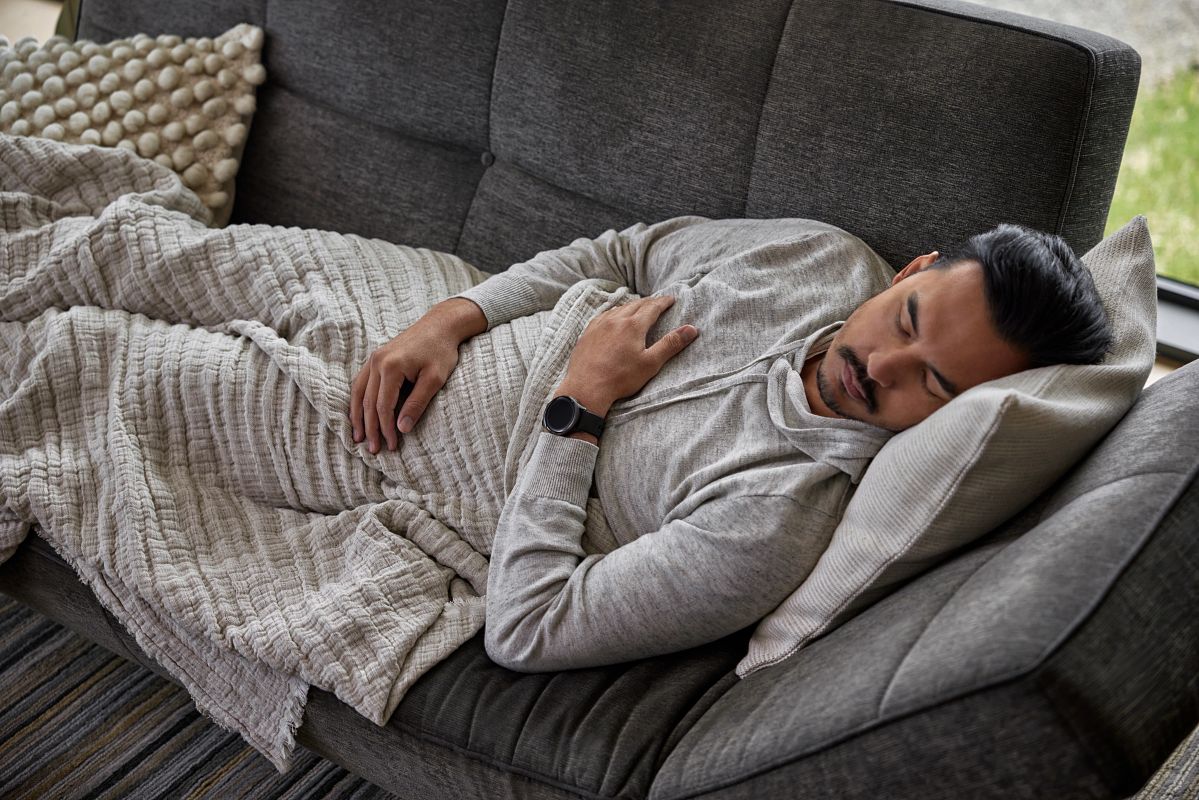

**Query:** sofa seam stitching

left=454, top=0, right=510, bottom=257
left=743, top=0, right=794, bottom=219
left=1052, top=43, right=1098, bottom=238
left=878, top=466, right=1189, bottom=714
left=881, top=0, right=1113, bottom=241
left=1027, top=465, right=1199, bottom=795
left=875, top=540, right=998, bottom=713
left=659, top=466, right=1194, bottom=800
left=1027, top=464, right=1197, bottom=670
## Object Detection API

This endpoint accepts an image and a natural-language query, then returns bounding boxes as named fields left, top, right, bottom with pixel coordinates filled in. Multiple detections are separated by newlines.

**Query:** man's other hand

left=349, top=299, right=483, bottom=453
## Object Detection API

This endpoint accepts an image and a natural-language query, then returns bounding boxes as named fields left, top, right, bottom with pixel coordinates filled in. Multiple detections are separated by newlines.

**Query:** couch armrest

left=652, top=365, right=1199, bottom=799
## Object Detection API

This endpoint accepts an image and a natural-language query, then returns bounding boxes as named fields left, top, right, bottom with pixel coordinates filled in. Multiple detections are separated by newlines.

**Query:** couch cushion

left=454, top=159, right=636, bottom=277
left=746, top=0, right=1140, bottom=268
left=78, top=0, right=1139, bottom=274
left=263, top=0, right=500, bottom=152
left=650, top=361, right=1199, bottom=799
left=304, top=630, right=751, bottom=799
left=488, top=0, right=789, bottom=224
left=234, top=84, right=484, bottom=251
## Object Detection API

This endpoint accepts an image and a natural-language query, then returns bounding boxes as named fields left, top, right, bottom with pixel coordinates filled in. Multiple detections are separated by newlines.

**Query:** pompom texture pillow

left=0, top=23, right=264, bottom=226
left=737, top=216, right=1157, bottom=678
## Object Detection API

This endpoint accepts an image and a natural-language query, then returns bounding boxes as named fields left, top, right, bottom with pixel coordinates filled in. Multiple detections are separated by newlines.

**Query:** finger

left=349, top=366, right=366, bottom=442
left=396, top=369, right=443, bottom=434
left=376, top=369, right=407, bottom=451
left=363, top=366, right=381, bottom=453
left=632, top=295, right=676, bottom=328
left=636, top=294, right=675, bottom=315
left=648, top=325, right=698, bottom=363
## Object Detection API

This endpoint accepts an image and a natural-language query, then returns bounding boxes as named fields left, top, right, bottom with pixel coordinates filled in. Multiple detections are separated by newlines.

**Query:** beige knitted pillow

left=0, top=23, right=264, bottom=226
left=737, top=216, right=1158, bottom=678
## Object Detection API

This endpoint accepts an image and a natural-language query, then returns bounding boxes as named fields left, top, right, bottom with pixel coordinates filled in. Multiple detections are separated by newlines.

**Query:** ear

left=891, top=251, right=941, bottom=286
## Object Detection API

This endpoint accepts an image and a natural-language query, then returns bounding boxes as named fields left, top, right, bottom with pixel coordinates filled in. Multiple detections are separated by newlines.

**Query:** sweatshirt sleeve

left=484, top=431, right=837, bottom=673
left=448, top=214, right=715, bottom=331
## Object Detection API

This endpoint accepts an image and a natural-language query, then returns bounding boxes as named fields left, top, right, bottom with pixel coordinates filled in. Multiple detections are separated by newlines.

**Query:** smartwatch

left=542, top=395, right=606, bottom=439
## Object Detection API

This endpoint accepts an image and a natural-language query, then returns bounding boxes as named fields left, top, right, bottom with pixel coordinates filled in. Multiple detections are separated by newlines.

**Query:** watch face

left=544, top=396, right=579, bottom=433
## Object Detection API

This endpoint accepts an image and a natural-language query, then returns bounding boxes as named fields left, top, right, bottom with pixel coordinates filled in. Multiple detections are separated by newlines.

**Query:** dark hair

left=930, top=224, right=1113, bottom=368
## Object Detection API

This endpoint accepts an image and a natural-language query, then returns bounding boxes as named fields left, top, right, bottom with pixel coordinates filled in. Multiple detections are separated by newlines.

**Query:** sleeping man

left=0, top=135, right=1122, bottom=770
left=348, top=216, right=1112, bottom=672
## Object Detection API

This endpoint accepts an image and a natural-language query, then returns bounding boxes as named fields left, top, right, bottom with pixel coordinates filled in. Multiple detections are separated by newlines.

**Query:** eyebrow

left=907, top=292, right=960, bottom=397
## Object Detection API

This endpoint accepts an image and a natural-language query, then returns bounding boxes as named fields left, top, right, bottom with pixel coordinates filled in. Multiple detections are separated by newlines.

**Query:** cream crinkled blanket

left=0, top=134, right=627, bottom=770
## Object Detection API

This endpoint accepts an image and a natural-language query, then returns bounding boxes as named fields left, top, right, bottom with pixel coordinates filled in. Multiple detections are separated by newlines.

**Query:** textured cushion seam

left=374, top=717, right=608, bottom=800
left=879, top=0, right=1105, bottom=238
left=455, top=0, right=510, bottom=256
left=1028, top=464, right=1197, bottom=675
left=662, top=466, right=1195, bottom=800
left=265, top=81, right=480, bottom=157
left=880, top=466, right=1190, bottom=713
left=743, top=0, right=795, bottom=218
left=502, top=155, right=635, bottom=224
left=1052, top=43, right=1097, bottom=237
left=1027, top=465, right=1199, bottom=796
left=657, top=666, right=1099, bottom=800
left=71, top=0, right=84, bottom=41
left=875, top=539, right=998, bottom=712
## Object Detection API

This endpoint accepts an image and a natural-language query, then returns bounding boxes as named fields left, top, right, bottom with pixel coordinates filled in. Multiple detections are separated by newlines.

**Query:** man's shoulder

left=688, top=215, right=873, bottom=244
left=691, top=217, right=890, bottom=274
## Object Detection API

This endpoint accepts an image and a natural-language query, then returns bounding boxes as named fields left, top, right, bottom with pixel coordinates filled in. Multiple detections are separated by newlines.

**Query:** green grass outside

left=1105, top=66, right=1199, bottom=286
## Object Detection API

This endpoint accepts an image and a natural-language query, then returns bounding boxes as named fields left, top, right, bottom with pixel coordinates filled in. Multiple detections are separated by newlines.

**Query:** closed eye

left=896, top=305, right=944, bottom=400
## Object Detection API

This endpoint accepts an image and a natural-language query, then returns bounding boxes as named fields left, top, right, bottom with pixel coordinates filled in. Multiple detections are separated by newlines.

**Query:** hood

left=765, top=321, right=894, bottom=483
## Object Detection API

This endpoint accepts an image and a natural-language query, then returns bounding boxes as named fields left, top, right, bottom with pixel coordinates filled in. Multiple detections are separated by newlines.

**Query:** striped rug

left=1132, top=722, right=1199, bottom=799
left=0, top=595, right=399, bottom=799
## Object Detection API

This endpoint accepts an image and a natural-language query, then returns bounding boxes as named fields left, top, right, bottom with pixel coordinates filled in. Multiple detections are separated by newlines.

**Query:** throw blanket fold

left=0, top=134, right=628, bottom=770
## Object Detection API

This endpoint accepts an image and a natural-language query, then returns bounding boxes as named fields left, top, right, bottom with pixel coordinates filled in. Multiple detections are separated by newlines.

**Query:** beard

left=815, top=345, right=876, bottom=422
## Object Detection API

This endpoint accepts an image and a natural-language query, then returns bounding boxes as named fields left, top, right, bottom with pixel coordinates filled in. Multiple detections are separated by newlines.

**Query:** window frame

left=1157, top=277, right=1199, bottom=363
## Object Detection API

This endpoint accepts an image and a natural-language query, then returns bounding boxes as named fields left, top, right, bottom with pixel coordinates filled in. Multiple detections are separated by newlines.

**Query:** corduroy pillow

left=0, top=23, right=264, bottom=226
left=737, top=216, right=1157, bottom=678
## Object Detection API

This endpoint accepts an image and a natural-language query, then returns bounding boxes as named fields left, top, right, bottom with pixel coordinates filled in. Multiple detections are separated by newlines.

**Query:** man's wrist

left=433, top=297, right=488, bottom=340
left=551, top=379, right=611, bottom=446
left=554, top=379, right=614, bottom=418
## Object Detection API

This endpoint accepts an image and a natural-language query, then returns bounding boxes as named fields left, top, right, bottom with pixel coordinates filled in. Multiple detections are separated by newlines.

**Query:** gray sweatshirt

left=449, top=216, right=897, bottom=672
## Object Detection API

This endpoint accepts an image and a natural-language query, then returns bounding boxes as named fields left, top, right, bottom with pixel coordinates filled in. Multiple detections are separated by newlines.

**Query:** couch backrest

left=76, top=0, right=1140, bottom=274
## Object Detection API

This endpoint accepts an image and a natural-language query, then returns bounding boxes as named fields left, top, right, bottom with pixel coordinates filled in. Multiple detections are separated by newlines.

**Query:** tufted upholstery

left=77, top=0, right=1137, bottom=274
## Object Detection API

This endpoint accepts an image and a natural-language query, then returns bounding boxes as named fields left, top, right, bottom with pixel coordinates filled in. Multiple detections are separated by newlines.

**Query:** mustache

left=837, top=345, right=876, bottom=413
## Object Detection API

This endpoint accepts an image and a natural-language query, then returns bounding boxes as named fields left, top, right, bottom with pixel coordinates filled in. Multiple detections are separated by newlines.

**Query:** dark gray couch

left=2, top=0, right=1196, bottom=797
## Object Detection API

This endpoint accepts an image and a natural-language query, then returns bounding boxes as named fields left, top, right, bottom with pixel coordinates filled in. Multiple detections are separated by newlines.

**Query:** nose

left=865, top=343, right=919, bottom=389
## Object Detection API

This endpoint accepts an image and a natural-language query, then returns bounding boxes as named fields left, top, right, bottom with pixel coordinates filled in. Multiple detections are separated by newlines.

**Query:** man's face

left=808, top=255, right=1031, bottom=432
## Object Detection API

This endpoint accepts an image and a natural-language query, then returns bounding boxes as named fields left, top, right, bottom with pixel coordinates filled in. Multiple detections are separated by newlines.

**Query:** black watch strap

left=543, top=395, right=606, bottom=438
left=573, top=405, right=605, bottom=438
